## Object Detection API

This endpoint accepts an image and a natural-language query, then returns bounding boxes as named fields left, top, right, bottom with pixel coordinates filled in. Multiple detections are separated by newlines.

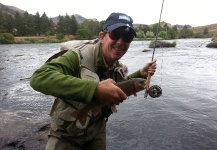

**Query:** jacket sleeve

left=30, top=50, right=98, bottom=104
left=127, top=70, right=146, bottom=79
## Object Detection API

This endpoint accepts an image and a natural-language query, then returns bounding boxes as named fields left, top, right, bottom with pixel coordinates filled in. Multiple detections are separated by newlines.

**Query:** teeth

left=114, top=47, right=122, bottom=51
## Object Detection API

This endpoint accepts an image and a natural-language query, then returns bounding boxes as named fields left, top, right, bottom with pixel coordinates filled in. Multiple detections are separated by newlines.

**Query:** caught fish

left=71, top=78, right=146, bottom=127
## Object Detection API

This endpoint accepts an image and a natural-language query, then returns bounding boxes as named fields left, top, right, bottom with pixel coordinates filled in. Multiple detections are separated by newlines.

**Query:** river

left=0, top=38, right=217, bottom=150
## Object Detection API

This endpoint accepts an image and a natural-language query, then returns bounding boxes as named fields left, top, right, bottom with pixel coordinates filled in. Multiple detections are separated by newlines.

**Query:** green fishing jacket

left=30, top=39, right=142, bottom=104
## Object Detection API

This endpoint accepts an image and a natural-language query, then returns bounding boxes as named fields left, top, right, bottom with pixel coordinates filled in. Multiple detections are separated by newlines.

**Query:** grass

left=14, top=35, right=74, bottom=44
left=191, top=23, right=217, bottom=37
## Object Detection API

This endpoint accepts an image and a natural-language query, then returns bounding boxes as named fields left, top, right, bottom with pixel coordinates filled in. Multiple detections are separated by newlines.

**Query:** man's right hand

left=93, top=79, right=127, bottom=106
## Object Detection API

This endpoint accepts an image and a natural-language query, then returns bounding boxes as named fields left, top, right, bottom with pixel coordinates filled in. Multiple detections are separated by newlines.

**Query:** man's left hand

left=140, top=60, right=157, bottom=78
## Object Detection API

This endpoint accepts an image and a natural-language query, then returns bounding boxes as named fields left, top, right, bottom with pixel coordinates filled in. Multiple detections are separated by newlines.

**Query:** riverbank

left=13, top=36, right=217, bottom=49
left=14, top=35, right=73, bottom=44
left=0, top=122, right=50, bottom=150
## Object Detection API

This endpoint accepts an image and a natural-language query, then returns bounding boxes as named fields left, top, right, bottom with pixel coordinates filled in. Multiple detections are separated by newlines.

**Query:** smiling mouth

left=114, top=47, right=124, bottom=51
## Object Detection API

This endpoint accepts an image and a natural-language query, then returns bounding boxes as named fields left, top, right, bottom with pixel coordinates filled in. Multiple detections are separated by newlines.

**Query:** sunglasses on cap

left=104, top=29, right=134, bottom=43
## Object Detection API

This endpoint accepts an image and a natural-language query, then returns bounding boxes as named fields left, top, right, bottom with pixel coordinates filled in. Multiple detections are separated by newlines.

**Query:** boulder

left=149, top=40, right=176, bottom=48
left=142, top=49, right=152, bottom=52
left=206, top=41, right=217, bottom=48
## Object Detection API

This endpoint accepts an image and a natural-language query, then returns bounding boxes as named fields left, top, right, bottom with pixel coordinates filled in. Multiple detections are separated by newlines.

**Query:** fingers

left=149, top=59, right=157, bottom=68
left=114, top=87, right=127, bottom=104
left=148, top=60, right=157, bottom=75
left=107, top=85, right=127, bottom=105
left=94, top=79, right=127, bottom=106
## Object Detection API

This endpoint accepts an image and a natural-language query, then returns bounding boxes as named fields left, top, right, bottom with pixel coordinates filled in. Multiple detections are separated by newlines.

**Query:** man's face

left=100, top=27, right=134, bottom=66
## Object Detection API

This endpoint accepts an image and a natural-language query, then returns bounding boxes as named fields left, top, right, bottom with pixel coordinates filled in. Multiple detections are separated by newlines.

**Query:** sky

left=0, top=0, right=217, bottom=27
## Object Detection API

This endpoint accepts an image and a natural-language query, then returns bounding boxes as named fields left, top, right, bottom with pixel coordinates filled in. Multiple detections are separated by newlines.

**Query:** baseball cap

left=103, top=12, right=137, bottom=37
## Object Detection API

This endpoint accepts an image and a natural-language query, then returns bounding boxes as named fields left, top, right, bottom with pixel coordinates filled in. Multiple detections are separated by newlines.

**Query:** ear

left=99, top=31, right=106, bottom=42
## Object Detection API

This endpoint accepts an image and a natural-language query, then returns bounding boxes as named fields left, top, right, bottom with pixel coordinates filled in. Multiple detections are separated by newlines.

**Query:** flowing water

left=0, top=39, right=217, bottom=150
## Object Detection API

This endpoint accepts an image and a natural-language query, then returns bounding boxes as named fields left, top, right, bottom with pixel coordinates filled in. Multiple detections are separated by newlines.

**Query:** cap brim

left=107, top=23, right=137, bottom=37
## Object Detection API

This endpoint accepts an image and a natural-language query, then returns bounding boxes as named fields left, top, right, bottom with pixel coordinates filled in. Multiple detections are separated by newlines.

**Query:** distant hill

left=134, top=22, right=192, bottom=29
left=51, top=14, right=86, bottom=24
left=1, top=2, right=217, bottom=36
left=191, top=23, right=217, bottom=37
left=0, top=3, right=25, bottom=16
left=0, top=3, right=86, bottom=24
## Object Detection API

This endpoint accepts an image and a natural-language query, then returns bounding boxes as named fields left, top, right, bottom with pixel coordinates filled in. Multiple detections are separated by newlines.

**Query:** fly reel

left=148, top=85, right=162, bottom=98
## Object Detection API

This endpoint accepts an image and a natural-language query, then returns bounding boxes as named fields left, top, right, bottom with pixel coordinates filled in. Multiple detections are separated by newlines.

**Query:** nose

left=116, top=36, right=125, bottom=44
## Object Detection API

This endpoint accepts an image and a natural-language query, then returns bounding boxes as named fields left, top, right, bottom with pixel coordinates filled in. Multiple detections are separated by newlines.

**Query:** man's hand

left=93, top=79, right=127, bottom=106
left=140, top=60, right=157, bottom=78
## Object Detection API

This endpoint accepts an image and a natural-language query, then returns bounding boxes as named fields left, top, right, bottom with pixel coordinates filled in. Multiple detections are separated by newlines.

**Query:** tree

left=172, top=25, right=178, bottom=33
left=138, top=24, right=142, bottom=30
left=146, top=31, right=155, bottom=38
left=14, top=12, right=25, bottom=36
left=167, top=28, right=177, bottom=39
left=40, top=12, right=52, bottom=35
left=34, top=12, right=41, bottom=36
left=136, top=30, right=145, bottom=39
left=69, top=15, right=78, bottom=35
left=23, top=11, right=36, bottom=35
left=203, top=27, right=208, bottom=35
left=179, top=28, right=193, bottom=38
left=141, top=25, right=150, bottom=34
left=5, top=14, right=15, bottom=34
left=151, top=23, right=163, bottom=36
left=99, top=20, right=105, bottom=30
left=0, top=33, right=14, bottom=44
left=76, top=28, right=93, bottom=40
left=163, top=23, right=169, bottom=32
left=79, top=19, right=101, bottom=37
left=159, top=31, right=167, bottom=39
left=56, top=15, right=65, bottom=34
left=64, top=14, right=71, bottom=35
left=56, top=14, right=78, bottom=36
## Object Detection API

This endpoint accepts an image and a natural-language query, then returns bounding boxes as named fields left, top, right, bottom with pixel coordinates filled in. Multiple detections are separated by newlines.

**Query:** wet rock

left=0, top=123, right=50, bottom=150
left=5, top=139, right=25, bottom=150
left=149, top=40, right=176, bottom=48
left=142, top=49, right=152, bottom=52
left=38, top=123, right=50, bottom=132
left=20, top=77, right=31, bottom=81
left=206, top=41, right=217, bottom=48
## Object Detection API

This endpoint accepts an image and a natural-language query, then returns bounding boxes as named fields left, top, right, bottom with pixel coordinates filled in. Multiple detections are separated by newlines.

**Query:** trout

left=71, top=78, right=146, bottom=127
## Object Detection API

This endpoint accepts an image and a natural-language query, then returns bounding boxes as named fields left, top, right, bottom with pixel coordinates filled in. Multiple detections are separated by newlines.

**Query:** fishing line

left=151, top=0, right=165, bottom=61
left=145, top=0, right=164, bottom=98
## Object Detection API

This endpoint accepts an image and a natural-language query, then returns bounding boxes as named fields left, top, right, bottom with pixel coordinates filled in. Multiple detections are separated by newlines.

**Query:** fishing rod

left=144, top=0, right=164, bottom=98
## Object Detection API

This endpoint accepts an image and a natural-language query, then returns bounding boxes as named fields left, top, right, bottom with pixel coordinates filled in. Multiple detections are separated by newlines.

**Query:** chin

left=112, top=55, right=122, bottom=61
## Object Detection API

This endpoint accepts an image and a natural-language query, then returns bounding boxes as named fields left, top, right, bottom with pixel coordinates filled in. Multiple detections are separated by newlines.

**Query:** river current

left=0, top=38, right=217, bottom=150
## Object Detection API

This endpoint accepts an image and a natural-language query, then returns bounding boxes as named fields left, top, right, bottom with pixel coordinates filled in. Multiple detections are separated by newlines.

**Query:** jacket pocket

left=50, top=98, right=91, bottom=135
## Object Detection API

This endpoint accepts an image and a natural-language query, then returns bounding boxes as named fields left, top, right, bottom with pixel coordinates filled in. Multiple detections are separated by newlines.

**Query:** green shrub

left=75, top=29, right=93, bottom=40
left=24, top=38, right=37, bottom=43
left=211, top=35, right=217, bottom=41
left=0, top=33, right=15, bottom=44
left=136, top=30, right=145, bottom=39
left=56, top=33, right=64, bottom=40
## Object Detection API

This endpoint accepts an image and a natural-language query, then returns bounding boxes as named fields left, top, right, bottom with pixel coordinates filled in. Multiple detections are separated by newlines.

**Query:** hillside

left=0, top=3, right=86, bottom=24
left=0, top=3, right=25, bottom=16
left=191, top=23, right=217, bottom=36
left=51, top=14, right=86, bottom=24
left=1, top=2, right=217, bottom=37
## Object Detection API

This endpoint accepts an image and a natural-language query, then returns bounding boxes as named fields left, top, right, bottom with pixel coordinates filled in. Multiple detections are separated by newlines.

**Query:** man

left=30, top=12, right=157, bottom=150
